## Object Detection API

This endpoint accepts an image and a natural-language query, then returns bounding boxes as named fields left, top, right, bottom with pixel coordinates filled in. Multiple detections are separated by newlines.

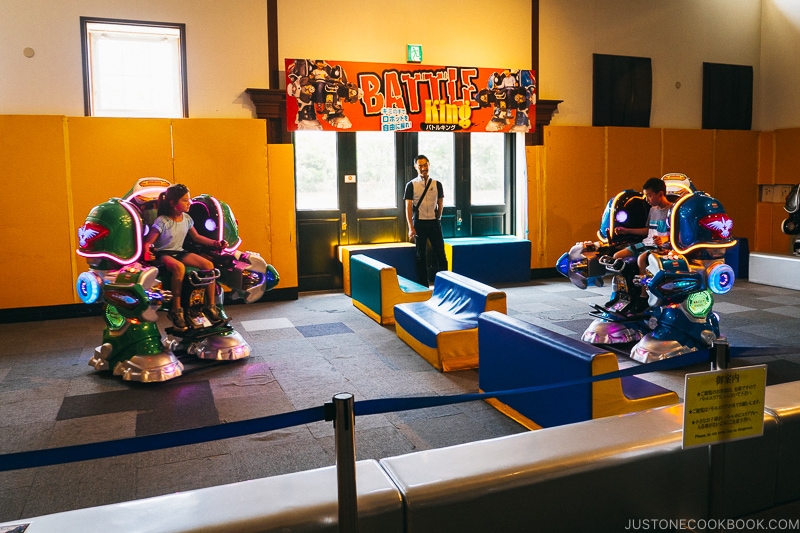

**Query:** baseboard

left=0, top=287, right=300, bottom=324
left=530, top=267, right=560, bottom=280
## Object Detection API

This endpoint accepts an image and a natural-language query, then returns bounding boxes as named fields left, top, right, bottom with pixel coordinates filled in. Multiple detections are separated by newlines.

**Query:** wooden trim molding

left=528, top=99, right=562, bottom=146
left=246, top=88, right=560, bottom=146
left=245, top=88, right=291, bottom=144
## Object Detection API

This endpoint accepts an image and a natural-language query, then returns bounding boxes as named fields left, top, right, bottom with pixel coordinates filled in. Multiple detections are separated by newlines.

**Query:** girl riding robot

left=76, top=178, right=279, bottom=382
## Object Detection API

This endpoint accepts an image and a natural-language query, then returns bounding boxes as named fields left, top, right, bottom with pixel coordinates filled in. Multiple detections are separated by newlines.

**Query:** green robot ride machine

left=75, top=177, right=279, bottom=382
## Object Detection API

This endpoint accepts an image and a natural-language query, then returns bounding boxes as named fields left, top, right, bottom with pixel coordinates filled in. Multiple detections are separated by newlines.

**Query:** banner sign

left=285, top=59, right=536, bottom=133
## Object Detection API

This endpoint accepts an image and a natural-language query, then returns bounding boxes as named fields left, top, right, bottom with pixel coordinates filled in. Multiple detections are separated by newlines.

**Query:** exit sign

left=407, top=44, right=422, bottom=63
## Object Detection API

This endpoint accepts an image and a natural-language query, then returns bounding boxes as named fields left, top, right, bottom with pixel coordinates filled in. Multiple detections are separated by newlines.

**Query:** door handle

left=341, top=213, right=347, bottom=232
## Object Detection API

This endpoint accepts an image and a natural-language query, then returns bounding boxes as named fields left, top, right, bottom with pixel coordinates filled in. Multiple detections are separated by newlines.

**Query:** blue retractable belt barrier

left=7, top=345, right=788, bottom=473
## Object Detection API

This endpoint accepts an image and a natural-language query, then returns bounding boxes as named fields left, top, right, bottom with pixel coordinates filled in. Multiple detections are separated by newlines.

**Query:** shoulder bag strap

left=413, top=178, right=433, bottom=212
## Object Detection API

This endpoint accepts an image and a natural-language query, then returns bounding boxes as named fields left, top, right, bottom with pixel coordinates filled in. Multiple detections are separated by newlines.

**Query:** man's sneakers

left=203, top=304, right=228, bottom=325
left=168, top=308, right=189, bottom=330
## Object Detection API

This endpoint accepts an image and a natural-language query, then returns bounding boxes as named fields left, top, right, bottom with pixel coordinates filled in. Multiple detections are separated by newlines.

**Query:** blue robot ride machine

left=75, top=177, right=280, bottom=382
left=556, top=174, right=737, bottom=363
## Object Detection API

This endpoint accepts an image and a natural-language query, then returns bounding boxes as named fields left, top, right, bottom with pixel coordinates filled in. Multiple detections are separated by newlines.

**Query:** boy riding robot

left=556, top=174, right=736, bottom=362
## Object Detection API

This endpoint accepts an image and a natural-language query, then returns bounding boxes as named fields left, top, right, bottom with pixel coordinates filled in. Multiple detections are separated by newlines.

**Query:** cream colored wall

left=540, top=0, right=763, bottom=129
left=759, top=0, right=800, bottom=130
left=4, top=0, right=800, bottom=130
left=0, top=0, right=268, bottom=117
left=277, top=0, right=532, bottom=70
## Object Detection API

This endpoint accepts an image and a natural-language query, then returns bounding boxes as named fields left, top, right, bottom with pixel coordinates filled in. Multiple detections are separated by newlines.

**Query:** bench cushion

left=394, top=271, right=506, bottom=371
left=350, top=255, right=431, bottom=325
left=479, top=311, right=678, bottom=428
left=445, top=236, right=531, bottom=284
left=340, top=243, right=417, bottom=296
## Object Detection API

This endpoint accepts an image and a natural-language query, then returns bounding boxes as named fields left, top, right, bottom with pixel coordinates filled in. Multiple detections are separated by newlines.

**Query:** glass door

left=294, top=131, right=401, bottom=290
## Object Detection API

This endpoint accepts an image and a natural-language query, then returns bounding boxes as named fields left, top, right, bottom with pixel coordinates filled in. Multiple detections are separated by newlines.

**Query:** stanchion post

left=708, top=339, right=730, bottom=526
left=711, top=338, right=730, bottom=371
left=333, top=393, right=358, bottom=533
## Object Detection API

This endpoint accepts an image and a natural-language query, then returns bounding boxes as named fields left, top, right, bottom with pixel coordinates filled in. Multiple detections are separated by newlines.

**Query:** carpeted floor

left=1, top=277, right=799, bottom=522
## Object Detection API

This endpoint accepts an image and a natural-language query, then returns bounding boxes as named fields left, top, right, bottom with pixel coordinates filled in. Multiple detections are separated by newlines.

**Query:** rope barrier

left=2, top=344, right=774, bottom=473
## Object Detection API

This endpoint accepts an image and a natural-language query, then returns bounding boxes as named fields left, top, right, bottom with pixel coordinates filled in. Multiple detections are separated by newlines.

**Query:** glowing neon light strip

left=669, top=194, right=737, bottom=254
left=208, top=195, right=242, bottom=252
left=76, top=200, right=144, bottom=265
left=667, top=182, right=694, bottom=194
left=597, top=191, right=625, bottom=244
left=123, top=186, right=169, bottom=202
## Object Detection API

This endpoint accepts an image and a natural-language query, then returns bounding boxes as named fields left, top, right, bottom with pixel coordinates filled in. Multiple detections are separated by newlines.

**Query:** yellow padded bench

left=393, top=271, right=506, bottom=372
left=350, top=254, right=432, bottom=325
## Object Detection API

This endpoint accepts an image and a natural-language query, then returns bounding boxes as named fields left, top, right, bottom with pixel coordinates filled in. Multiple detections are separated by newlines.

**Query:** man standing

left=404, top=155, right=448, bottom=285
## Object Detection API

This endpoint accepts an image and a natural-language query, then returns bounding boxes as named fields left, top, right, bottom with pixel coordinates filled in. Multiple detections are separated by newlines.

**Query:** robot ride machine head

left=597, top=189, right=650, bottom=247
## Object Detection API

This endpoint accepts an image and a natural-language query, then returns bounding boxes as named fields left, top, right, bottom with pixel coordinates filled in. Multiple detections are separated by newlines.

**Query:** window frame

left=80, top=16, right=189, bottom=118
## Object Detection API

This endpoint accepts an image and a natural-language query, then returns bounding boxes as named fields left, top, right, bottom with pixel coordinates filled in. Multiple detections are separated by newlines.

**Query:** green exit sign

left=407, top=44, right=422, bottom=63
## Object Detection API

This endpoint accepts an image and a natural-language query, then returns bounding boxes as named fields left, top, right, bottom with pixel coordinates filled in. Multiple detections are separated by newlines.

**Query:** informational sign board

left=285, top=58, right=536, bottom=133
left=682, top=365, right=767, bottom=449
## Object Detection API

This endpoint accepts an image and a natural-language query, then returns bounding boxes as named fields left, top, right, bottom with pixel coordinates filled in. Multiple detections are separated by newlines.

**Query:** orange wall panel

left=775, top=128, right=800, bottom=184
left=758, top=131, right=775, bottom=185
left=67, top=117, right=174, bottom=247
left=713, top=130, right=758, bottom=245
left=755, top=203, right=774, bottom=252
left=0, top=115, right=75, bottom=308
left=267, top=144, right=299, bottom=288
left=526, top=146, right=543, bottom=267
left=662, top=129, right=714, bottom=194
left=171, top=119, right=272, bottom=265
left=606, top=127, right=661, bottom=194
left=541, top=126, right=606, bottom=267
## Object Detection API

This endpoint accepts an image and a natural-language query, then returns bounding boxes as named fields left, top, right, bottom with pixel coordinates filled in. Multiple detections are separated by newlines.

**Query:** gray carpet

left=1, top=278, right=799, bottom=522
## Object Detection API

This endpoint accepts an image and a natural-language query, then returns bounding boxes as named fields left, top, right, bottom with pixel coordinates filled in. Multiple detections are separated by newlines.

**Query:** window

left=592, top=54, right=652, bottom=127
left=294, top=131, right=338, bottom=210
left=356, top=132, right=396, bottom=209
left=81, top=17, right=188, bottom=118
left=470, top=133, right=505, bottom=205
left=702, top=62, right=753, bottom=130
left=417, top=132, right=455, bottom=206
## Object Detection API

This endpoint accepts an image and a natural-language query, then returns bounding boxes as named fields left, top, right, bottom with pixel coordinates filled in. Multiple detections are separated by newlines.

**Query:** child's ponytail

left=156, top=191, right=170, bottom=217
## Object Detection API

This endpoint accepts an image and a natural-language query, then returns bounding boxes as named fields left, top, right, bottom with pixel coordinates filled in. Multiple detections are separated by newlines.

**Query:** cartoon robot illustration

left=556, top=174, right=736, bottom=362
left=781, top=183, right=800, bottom=255
left=476, top=69, right=536, bottom=132
left=286, top=59, right=363, bottom=130
left=76, top=177, right=279, bottom=382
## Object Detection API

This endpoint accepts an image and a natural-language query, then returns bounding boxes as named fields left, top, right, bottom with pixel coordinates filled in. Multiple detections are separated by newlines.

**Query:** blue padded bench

left=444, top=236, right=531, bottom=284
left=394, top=271, right=506, bottom=372
left=350, top=254, right=432, bottom=325
left=339, top=243, right=417, bottom=296
left=478, top=311, right=678, bottom=428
